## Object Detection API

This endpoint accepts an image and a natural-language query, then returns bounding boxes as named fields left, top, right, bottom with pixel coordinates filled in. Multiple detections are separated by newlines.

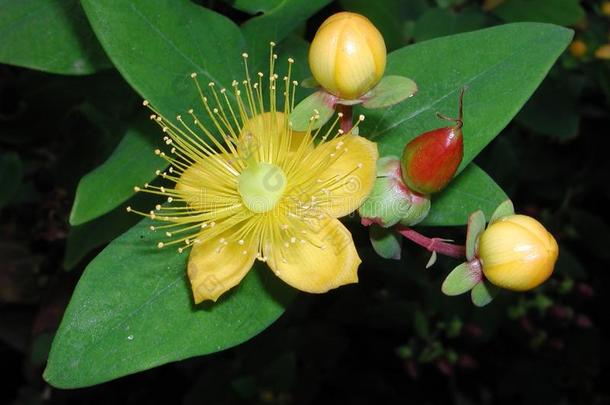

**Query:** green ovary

left=237, top=162, right=287, bottom=213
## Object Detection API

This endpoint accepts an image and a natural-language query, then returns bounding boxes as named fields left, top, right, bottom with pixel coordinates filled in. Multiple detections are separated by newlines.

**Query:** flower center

left=237, top=162, right=287, bottom=213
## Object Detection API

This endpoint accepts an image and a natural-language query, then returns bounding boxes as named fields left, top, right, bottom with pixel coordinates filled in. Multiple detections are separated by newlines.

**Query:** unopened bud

left=478, top=215, right=559, bottom=291
left=358, top=157, right=430, bottom=227
left=309, top=12, right=386, bottom=100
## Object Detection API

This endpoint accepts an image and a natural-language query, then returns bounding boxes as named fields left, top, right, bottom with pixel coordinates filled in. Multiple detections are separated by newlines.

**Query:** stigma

left=237, top=162, right=287, bottom=213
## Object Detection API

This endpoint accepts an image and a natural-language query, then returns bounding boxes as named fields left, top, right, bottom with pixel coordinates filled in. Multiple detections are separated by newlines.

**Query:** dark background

left=1, top=0, right=609, bottom=404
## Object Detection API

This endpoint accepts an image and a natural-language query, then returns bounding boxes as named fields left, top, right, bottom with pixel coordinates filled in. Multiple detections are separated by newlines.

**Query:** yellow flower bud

left=478, top=215, right=558, bottom=291
left=308, top=12, right=386, bottom=100
left=602, top=1, right=610, bottom=16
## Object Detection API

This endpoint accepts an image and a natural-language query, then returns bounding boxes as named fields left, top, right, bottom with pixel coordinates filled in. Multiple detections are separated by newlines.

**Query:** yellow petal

left=187, top=228, right=256, bottom=303
left=335, top=19, right=382, bottom=99
left=314, top=134, right=378, bottom=218
left=308, top=18, right=342, bottom=96
left=239, top=112, right=310, bottom=155
left=176, top=153, right=240, bottom=208
left=265, top=219, right=361, bottom=293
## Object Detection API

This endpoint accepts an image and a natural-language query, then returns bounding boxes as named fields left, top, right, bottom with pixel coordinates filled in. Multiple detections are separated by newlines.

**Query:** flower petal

left=265, top=219, right=361, bottom=293
left=175, top=153, right=240, bottom=208
left=317, top=134, right=378, bottom=218
left=239, top=112, right=311, bottom=155
left=187, top=229, right=256, bottom=303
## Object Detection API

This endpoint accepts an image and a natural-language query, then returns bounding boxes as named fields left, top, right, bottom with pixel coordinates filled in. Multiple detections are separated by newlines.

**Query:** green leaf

left=273, top=35, right=314, bottom=98
left=44, top=217, right=295, bottom=388
left=81, top=0, right=246, bottom=119
left=0, top=153, right=23, bottom=208
left=362, top=23, right=573, bottom=171
left=362, top=75, right=418, bottom=109
left=442, top=262, right=481, bottom=296
left=290, top=91, right=335, bottom=131
left=70, top=116, right=161, bottom=225
left=241, top=0, right=332, bottom=71
left=369, top=225, right=402, bottom=260
left=466, top=210, right=486, bottom=261
left=489, top=199, right=514, bottom=223
left=0, top=0, right=110, bottom=74
left=471, top=280, right=499, bottom=307
left=492, top=0, right=585, bottom=26
left=64, top=192, right=155, bottom=269
left=222, top=0, right=281, bottom=14
left=421, top=163, right=507, bottom=226
left=412, top=6, right=488, bottom=43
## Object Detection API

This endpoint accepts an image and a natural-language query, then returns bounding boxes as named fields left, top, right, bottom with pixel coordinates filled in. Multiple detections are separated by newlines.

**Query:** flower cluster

left=130, top=12, right=559, bottom=307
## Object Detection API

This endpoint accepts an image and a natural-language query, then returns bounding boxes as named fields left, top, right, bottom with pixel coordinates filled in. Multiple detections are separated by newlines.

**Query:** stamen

left=130, top=44, right=362, bottom=262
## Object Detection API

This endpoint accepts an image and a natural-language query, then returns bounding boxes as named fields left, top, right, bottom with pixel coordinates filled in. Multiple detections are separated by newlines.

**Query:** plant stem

left=338, top=104, right=353, bottom=133
left=396, top=226, right=466, bottom=259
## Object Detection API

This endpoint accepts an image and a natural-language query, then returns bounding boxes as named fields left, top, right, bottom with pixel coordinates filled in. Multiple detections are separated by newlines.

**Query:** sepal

left=370, top=225, right=402, bottom=260
left=441, top=261, right=482, bottom=296
left=471, top=280, right=500, bottom=307
left=300, top=77, right=319, bottom=89
left=361, top=75, right=418, bottom=109
left=358, top=157, right=431, bottom=228
left=466, top=210, right=486, bottom=261
left=289, top=91, right=335, bottom=131
left=489, top=199, right=515, bottom=223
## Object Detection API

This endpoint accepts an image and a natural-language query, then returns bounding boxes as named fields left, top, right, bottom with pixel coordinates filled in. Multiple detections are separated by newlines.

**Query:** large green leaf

left=69, top=115, right=160, bottom=225
left=421, top=163, right=506, bottom=226
left=0, top=0, right=110, bottom=74
left=361, top=23, right=573, bottom=170
left=45, top=218, right=295, bottom=388
left=81, top=0, right=246, bottom=118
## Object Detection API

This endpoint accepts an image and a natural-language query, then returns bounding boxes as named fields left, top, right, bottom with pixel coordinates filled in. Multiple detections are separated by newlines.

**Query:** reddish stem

left=396, top=226, right=466, bottom=259
left=338, top=104, right=353, bottom=133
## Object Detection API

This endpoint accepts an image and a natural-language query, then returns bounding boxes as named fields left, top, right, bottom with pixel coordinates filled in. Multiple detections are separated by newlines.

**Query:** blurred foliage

left=1, top=0, right=609, bottom=404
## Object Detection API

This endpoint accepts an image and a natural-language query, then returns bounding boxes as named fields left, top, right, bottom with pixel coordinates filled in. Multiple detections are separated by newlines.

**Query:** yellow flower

left=130, top=47, right=378, bottom=303
left=308, top=12, right=386, bottom=100
left=478, top=215, right=558, bottom=291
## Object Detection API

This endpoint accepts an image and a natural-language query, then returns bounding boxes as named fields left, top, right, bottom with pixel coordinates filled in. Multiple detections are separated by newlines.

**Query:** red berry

left=400, top=88, right=465, bottom=195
